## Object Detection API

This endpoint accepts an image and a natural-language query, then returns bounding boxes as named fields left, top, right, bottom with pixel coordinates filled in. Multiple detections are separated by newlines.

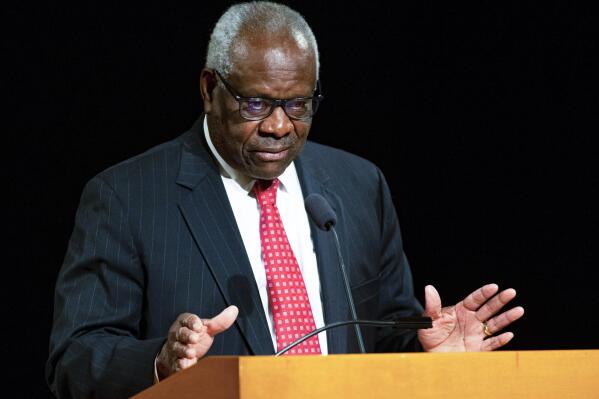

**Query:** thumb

left=424, top=285, right=443, bottom=319
left=204, top=305, right=239, bottom=337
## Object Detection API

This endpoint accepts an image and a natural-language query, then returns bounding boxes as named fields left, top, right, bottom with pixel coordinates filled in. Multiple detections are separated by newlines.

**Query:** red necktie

left=254, top=178, right=322, bottom=355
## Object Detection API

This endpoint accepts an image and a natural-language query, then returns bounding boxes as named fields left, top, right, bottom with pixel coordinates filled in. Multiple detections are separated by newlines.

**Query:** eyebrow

left=237, top=87, right=316, bottom=100
left=218, top=71, right=315, bottom=99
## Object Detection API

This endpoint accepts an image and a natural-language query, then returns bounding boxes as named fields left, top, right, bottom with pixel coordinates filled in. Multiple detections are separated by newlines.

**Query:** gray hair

left=206, top=1, right=320, bottom=79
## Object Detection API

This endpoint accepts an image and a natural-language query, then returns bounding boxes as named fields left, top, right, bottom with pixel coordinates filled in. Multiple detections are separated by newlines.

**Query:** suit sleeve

left=46, top=176, right=165, bottom=399
left=373, top=167, right=424, bottom=352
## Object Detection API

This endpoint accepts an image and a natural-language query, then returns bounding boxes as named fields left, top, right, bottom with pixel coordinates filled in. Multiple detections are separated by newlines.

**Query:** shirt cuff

left=153, top=355, right=160, bottom=384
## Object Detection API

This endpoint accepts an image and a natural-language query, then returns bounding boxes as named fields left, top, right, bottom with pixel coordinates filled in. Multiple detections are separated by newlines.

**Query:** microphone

left=305, top=194, right=337, bottom=231
left=275, top=317, right=432, bottom=356
left=304, top=193, right=366, bottom=353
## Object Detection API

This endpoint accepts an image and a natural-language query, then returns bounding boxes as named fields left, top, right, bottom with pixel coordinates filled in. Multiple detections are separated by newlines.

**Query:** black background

left=4, top=1, right=599, bottom=397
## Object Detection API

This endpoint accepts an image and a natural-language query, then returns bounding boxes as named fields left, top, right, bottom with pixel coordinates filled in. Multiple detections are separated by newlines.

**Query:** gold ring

left=482, top=322, right=493, bottom=337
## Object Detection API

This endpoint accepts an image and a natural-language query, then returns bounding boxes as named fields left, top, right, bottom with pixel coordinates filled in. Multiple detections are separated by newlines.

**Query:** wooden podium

left=133, top=350, right=599, bottom=398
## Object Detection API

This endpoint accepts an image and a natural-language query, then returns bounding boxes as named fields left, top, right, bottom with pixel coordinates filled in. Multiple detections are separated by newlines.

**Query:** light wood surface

left=133, top=350, right=599, bottom=398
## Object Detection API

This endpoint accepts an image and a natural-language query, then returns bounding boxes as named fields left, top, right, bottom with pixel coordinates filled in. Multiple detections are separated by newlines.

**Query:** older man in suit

left=46, top=2, right=524, bottom=398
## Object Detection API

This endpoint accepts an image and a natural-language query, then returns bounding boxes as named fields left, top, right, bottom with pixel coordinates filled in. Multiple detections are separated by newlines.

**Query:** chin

left=250, top=162, right=289, bottom=180
left=252, top=169, right=284, bottom=180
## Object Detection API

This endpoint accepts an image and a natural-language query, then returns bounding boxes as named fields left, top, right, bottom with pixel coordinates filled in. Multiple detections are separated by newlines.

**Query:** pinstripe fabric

left=46, top=117, right=423, bottom=399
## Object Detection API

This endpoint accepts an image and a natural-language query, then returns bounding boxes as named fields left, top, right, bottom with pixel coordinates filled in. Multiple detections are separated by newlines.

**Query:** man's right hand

left=156, top=305, right=239, bottom=379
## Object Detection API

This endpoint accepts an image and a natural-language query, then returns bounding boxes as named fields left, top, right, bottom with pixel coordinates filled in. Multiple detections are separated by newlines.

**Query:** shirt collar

left=203, top=115, right=299, bottom=195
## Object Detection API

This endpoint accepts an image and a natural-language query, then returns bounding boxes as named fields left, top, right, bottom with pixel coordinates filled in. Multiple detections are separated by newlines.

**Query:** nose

left=259, top=106, right=293, bottom=137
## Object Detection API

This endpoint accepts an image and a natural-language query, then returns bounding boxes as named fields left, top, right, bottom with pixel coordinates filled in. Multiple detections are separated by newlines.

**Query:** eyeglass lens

left=240, top=98, right=315, bottom=120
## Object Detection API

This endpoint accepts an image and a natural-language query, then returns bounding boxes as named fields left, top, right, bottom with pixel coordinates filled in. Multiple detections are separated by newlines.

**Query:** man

left=46, top=2, right=524, bottom=398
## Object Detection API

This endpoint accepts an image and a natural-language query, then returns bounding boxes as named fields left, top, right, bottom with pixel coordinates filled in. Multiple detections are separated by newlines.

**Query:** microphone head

left=304, top=194, right=337, bottom=231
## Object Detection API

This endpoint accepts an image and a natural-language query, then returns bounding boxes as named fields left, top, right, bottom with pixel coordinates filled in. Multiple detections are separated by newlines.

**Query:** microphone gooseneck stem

left=275, top=318, right=432, bottom=356
left=331, top=226, right=366, bottom=353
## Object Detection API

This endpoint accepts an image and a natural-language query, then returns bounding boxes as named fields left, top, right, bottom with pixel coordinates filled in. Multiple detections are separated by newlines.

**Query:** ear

left=200, top=68, right=218, bottom=113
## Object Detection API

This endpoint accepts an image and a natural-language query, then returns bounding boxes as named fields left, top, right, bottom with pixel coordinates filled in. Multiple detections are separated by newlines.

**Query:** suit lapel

left=175, top=125, right=274, bottom=355
left=295, top=148, right=351, bottom=354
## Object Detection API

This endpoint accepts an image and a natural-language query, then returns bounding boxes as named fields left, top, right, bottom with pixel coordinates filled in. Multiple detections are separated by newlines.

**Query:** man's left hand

left=417, top=284, right=524, bottom=352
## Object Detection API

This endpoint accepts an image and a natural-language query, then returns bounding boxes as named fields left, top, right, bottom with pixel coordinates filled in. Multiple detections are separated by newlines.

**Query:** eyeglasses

left=214, top=70, right=324, bottom=121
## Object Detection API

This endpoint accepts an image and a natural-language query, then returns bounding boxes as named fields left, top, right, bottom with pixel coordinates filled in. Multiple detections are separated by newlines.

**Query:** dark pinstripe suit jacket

left=46, top=117, right=423, bottom=399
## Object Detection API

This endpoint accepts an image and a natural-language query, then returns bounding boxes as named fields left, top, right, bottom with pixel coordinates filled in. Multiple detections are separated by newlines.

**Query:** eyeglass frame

left=213, top=69, right=324, bottom=121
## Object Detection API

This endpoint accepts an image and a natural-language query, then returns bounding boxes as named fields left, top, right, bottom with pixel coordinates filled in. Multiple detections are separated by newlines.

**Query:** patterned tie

left=254, top=178, right=322, bottom=355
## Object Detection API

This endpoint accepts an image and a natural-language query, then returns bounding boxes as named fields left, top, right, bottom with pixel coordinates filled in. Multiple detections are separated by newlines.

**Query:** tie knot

left=254, top=178, right=280, bottom=207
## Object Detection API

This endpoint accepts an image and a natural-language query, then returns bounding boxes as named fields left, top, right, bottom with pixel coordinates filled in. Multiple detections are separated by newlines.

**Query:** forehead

left=229, top=33, right=317, bottom=97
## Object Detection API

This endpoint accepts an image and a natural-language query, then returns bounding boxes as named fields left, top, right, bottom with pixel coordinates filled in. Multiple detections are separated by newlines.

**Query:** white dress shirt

left=203, top=117, right=328, bottom=354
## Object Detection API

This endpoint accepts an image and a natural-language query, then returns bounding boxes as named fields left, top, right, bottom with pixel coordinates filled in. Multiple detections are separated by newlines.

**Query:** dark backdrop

left=4, top=1, right=598, bottom=398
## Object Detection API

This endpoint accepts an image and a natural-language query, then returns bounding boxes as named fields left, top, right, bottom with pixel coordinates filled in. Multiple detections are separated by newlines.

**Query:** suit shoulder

left=303, top=140, right=381, bottom=179
left=90, top=135, right=185, bottom=192
left=304, top=141, right=379, bottom=168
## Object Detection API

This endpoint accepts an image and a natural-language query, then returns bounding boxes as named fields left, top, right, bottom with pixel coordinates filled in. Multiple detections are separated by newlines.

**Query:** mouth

left=253, top=148, right=290, bottom=162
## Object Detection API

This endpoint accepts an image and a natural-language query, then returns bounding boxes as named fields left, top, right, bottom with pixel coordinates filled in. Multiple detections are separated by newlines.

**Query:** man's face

left=201, top=35, right=317, bottom=180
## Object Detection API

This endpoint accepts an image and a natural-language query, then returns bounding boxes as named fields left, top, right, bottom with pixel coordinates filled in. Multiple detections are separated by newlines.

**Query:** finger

left=475, top=288, right=517, bottom=322
left=176, top=326, right=203, bottom=345
left=168, top=325, right=204, bottom=344
left=485, top=306, right=525, bottom=334
left=171, top=341, right=196, bottom=359
left=481, top=332, right=514, bottom=351
left=462, top=283, right=499, bottom=311
left=204, top=305, right=239, bottom=337
left=179, top=313, right=204, bottom=332
left=423, top=285, right=443, bottom=319
left=177, top=357, right=198, bottom=370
